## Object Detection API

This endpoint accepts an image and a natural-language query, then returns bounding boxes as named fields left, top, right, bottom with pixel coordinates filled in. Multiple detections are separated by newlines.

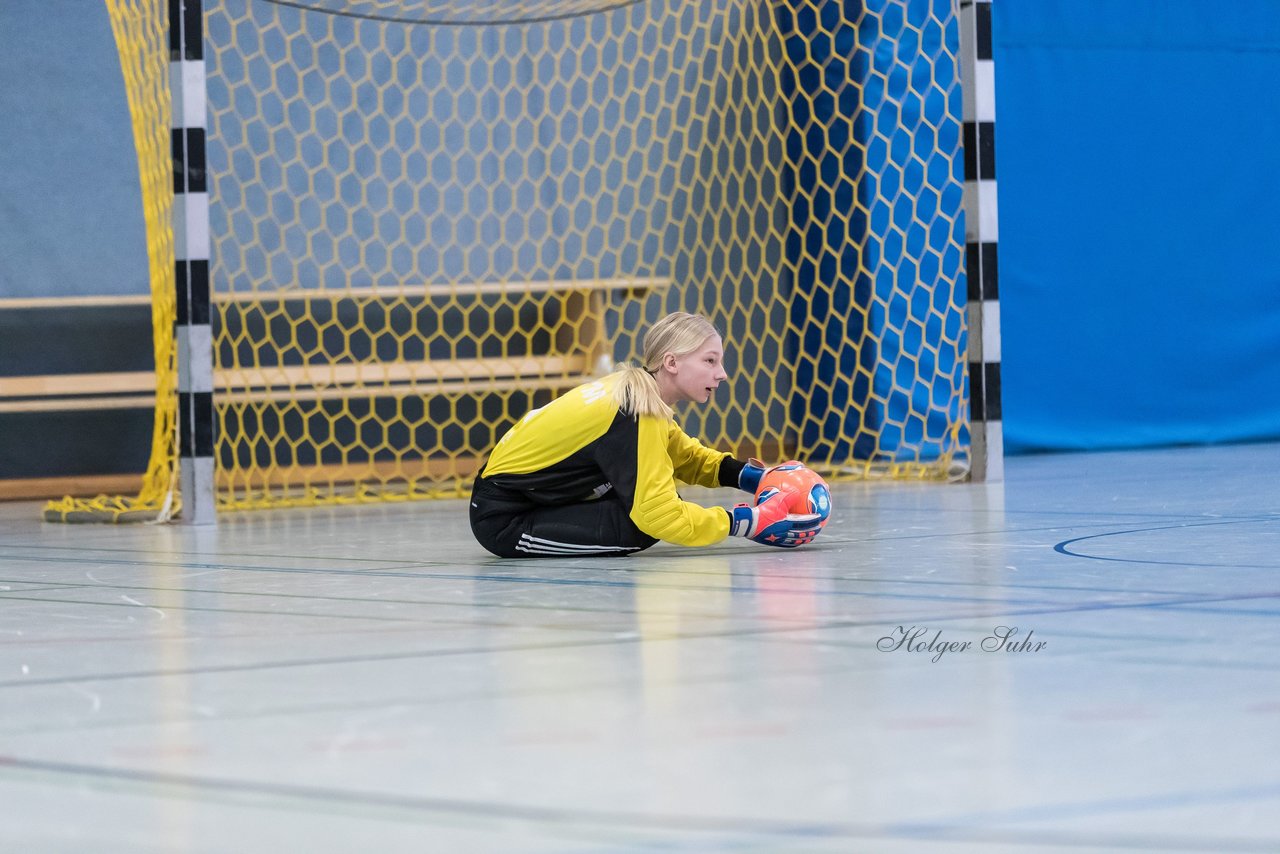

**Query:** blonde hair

left=612, top=312, right=721, bottom=419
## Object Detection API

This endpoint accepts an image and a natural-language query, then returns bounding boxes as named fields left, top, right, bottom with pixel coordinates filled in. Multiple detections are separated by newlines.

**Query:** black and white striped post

left=960, top=0, right=1003, bottom=482
left=170, top=0, right=216, bottom=523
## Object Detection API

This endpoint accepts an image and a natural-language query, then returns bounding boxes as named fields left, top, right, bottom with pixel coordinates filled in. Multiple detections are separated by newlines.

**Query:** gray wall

left=0, top=0, right=148, bottom=299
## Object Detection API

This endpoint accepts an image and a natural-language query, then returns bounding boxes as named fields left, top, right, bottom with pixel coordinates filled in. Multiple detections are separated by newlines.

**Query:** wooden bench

left=0, top=278, right=670, bottom=499
left=0, top=277, right=671, bottom=410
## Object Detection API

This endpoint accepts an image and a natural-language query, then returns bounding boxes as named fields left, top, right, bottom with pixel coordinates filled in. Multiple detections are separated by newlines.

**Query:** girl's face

left=667, top=334, right=729, bottom=404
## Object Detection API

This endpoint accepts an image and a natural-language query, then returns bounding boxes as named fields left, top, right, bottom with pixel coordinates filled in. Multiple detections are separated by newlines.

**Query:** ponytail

left=611, top=363, right=673, bottom=420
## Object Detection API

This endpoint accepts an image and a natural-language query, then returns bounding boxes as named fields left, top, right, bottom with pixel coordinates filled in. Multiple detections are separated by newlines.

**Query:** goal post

left=959, top=0, right=1003, bottom=482
left=50, top=0, right=1001, bottom=522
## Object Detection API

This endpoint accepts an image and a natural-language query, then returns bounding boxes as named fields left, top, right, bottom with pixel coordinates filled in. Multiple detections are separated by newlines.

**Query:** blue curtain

left=996, top=0, right=1280, bottom=452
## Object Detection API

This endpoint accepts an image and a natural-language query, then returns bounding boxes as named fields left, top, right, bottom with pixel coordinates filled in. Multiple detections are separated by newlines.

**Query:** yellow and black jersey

left=480, top=374, right=743, bottom=547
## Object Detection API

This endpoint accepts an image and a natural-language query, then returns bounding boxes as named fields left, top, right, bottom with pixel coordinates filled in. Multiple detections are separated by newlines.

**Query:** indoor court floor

left=1, top=442, right=1278, bottom=853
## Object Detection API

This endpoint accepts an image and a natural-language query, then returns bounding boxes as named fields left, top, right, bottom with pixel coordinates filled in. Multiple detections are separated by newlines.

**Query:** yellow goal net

left=55, top=0, right=970, bottom=519
left=44, top=0, right=180, bottom=523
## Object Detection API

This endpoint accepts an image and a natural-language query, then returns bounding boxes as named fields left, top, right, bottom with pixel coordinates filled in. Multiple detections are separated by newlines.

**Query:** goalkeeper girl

left=469, top=311, right=826, bottom=558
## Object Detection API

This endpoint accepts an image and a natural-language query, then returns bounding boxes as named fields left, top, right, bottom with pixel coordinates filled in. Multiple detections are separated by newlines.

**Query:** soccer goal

left=46, top=0, right=1001, bottom=523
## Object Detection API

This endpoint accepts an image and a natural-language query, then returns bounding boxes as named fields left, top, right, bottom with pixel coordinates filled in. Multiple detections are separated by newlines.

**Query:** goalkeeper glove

left=728, top=488, right=823, bottom=548
left=738, top=458, right=767, bottom=493
left=737, top=458, right=806, bottom=494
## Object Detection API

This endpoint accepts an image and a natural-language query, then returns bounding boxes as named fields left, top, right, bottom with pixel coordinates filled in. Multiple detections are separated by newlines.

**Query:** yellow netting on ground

left=70, top=0, right=970, bottom=517
left=44, top=0, right=178, bottom=523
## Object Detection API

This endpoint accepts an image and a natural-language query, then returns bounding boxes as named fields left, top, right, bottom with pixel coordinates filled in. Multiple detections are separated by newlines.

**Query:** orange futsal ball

left=755, top=462, right=832, bottom=532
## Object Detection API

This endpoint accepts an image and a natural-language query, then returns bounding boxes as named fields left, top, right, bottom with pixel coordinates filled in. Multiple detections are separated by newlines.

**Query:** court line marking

left=5, top=507, right=1274, bottom=564
left=1155, top=604, right=1280, bottom=618
left=0, top=644, right=893, bottom=738
left=0, top=592, right=450, bottom=624
left=1099, top=655, right=1280, bottom=673
left=889, top=779, right=1280, bottom=836
left=0, top=552, right=1093, bottom=608
left=1054, top=516, right=1280, bottom=569
left=3, top=588, right=1279, bottom=691
left=0, top=590, right=714, bottom=637
left=0, top=579, right=801, bottom=631
left=0, top=755, right=1276, bottom=852
left=7, top=574, right=1251, bottom=637
left=0, top=540, right=430, bottom=566
left=0, top=551, right=1260, bottom=606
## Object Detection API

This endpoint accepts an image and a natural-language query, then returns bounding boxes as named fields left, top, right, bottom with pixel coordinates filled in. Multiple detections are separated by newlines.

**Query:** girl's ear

left=660, top=351, right=679, bottom=373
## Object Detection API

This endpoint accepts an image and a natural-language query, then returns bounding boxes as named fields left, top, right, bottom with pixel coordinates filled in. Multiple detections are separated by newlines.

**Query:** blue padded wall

left=995, top=0, right=1280, bottom=452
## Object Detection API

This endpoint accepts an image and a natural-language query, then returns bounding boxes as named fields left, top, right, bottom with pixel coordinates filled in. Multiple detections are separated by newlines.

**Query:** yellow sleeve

left=666, top=421, right=732, bottom=488
left=626, top=416, right=731, bottom=547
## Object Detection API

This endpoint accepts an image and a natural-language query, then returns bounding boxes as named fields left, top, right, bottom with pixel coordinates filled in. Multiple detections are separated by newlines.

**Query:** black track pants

left=469, top=476, right=658, bottom=558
